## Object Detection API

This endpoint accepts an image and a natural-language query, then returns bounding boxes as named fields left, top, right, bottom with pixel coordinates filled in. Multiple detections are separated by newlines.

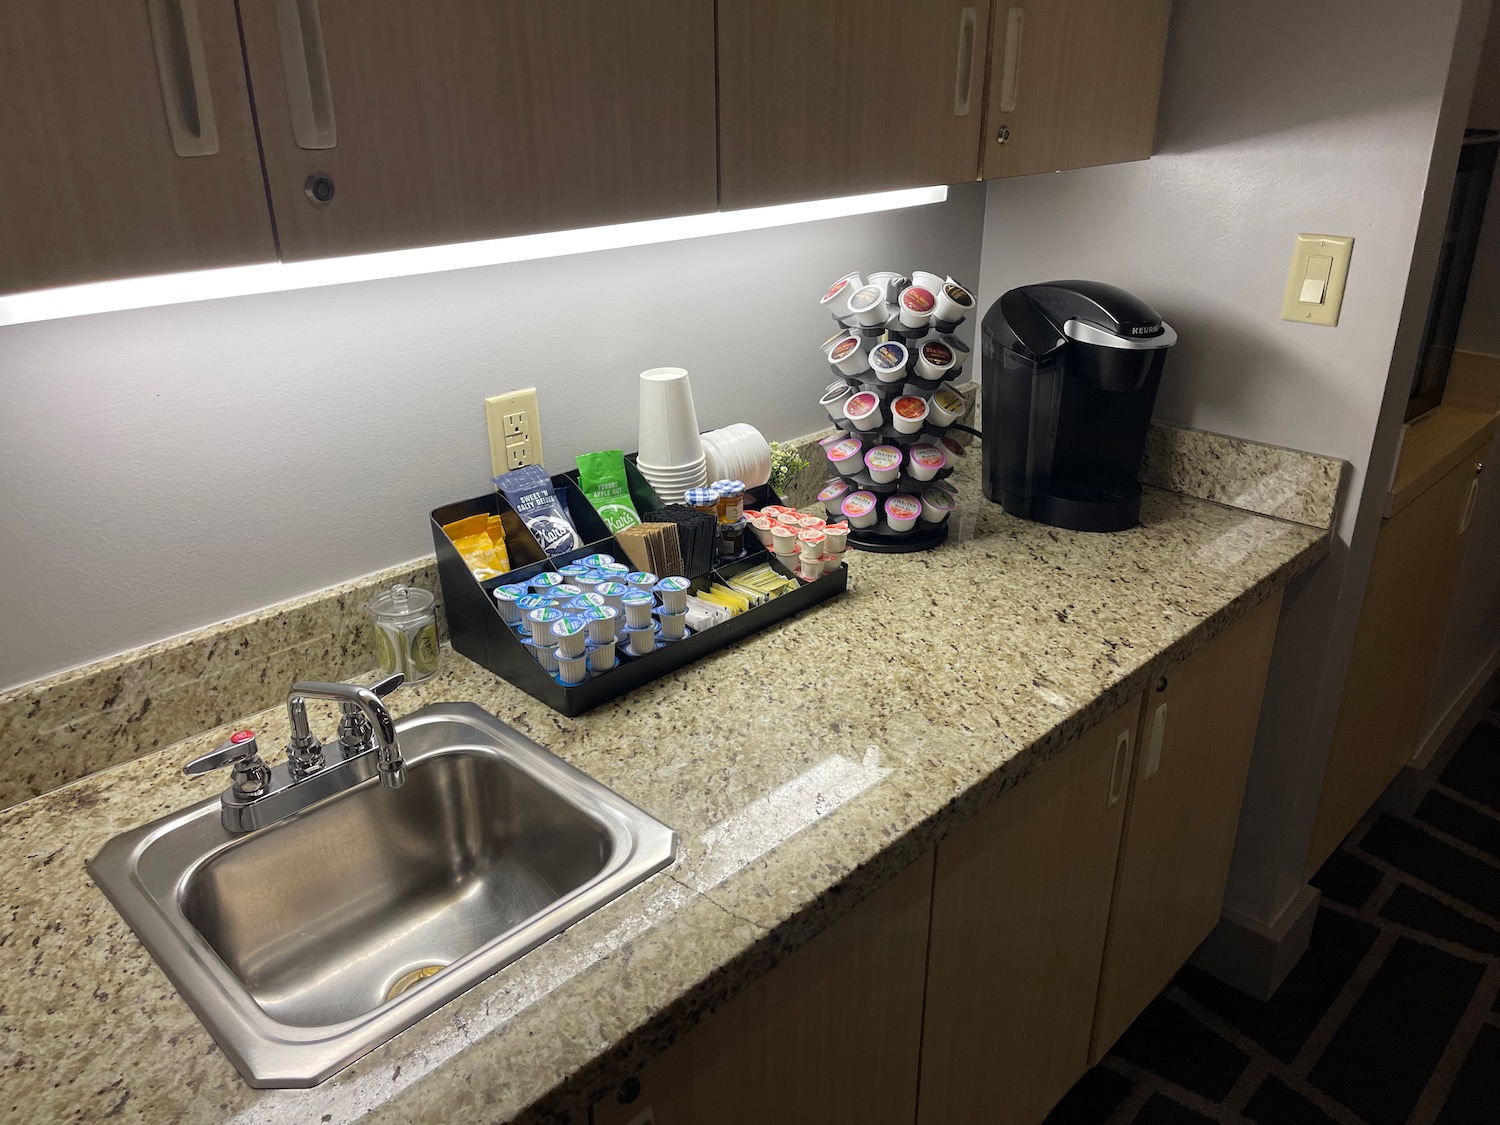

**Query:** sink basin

left=88, top=702, right=676, bottom=1087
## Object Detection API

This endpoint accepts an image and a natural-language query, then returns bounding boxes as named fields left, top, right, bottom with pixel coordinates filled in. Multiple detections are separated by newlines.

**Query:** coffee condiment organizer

left=815, top=276, right=973, bottom=553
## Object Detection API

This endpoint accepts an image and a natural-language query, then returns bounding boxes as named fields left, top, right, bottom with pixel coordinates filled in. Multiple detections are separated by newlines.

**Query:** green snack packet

left=576, top=450, right=642, bottom=534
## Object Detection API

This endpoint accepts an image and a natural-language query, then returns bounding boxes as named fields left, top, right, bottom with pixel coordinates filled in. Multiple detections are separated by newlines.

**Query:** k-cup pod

left=911, top=270, right=945, bottom=294
left=884, top=493, right=922, bottom=533
left=556, top=652, right=589, bottom=686
left=826, top=333, right=870, bottom=376
left=843, top=391, right=883, bottom=431
left=846, top=284, right=888, bottom=327
left=898, top=286, right=936, bottom=329
left=826, top=437, right=863, bottom=476
left=770, top=524, right=800, bottom=556
left=626, top=570, right=658, bottom=593
left=819, top=479, right=853, bottom=506
left=624, top=623, right=658, bottom=657
left=891, top=395, right=929, bottom=435
left=656, top=608, right=688, bottom=640
left=868, top=341, right=909, bottom=384
left=820, top=382, right=855, bottom=410
left=865, top=444, right=903, bottom=484
left=915, top=339, right=956, bottom=381
left=928, top=384, right=966, bottom=426
left=581, top=605, right=620, bottom=644
left=921, top=485, right=958, bottom=523
left=866, top=270, right=908, bottom=303
left=551, top=616, right=589, bottom=658
left=940, top=433, right=968, bottom=459
left=907, top=443, right=948, bottom=481
left=819, top=272, right=862, bottom=310
left=587, top=640, right=617, bottom=672
left=940, top=333, right=971, bottom=375
left=841, top=490, right=878, bottom=529
left=823, top=522, right=850, bottom=553
left=935, top=279, right=976, bottom=322
left=492, top=583, right=528, bottom=624
left=526, top=607, right=565, bottom=643
left=621, top=590, right=655, bottom=629
left=654, top=576, right=692, bottom=613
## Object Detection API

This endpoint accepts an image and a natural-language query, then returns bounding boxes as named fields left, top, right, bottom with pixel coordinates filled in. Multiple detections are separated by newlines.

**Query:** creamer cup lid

left=557, top=564, right=591, bottom=578
left=596, top=581, right=630, bottom=596
left=621, top=590, right=654, bottom=606
left=800, top=529, right=827, bottom=544
left=654, top=576, right=691, bottom=593
left=515, top=594, right=550, bottom=611
left=842, top=491, right=877, bottom=517
left=527, top=607, right=564, bottom=623
left=580, top=553, right=616, bottom=568
left=552, top=618, right=587, bottom=636
left=626, top=571, right=658, bottom=586
left=494, top=583, right=527, bottom=599
left=581, top=605, right=620, bottom=621
left=529, top=572, right=564, bottom=588
left=566, top=593, right=608, bottom=609
left=597, top=562, right=630, bottom=576
left=885, top=494, right=922, bottom=519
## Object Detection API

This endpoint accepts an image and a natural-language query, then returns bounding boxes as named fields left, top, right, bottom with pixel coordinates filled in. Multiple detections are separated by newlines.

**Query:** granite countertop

left=0, top=457, right=1329, bottom=1124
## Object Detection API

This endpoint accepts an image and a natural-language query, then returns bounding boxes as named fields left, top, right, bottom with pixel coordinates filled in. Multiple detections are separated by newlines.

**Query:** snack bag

left=492, top=464, right=582, bottom=557
left=576, top=450, right=642, bottom=534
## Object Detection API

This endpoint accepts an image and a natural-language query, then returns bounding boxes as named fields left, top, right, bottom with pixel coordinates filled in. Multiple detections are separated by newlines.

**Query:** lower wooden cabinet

left=591, top=855, right=933, bottom=1125
left=593, top=601, right=1284, bottom=1125
left=918, top=694, right=1140, bottom=1125
left=1306, top=451, right=1486, bottom=874
left=1090, top=592, right=1283, bottom=1058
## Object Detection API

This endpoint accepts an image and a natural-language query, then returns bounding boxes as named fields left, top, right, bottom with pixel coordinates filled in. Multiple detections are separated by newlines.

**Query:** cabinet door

left=918, top=696, right=1140, bottom=1125
left=717, top=0, right=990, bottom=209
left=981, top=0, right=1170, bottom=180
left=593, top=854, right=933, bottom=1125
left=1092, top=592, right=1282, bottom=1059
left=1305, top=455, right=1485, bottom=874
left=238, top=1, right=718, bottom=261
left=0, top=1, right=274, bottom=293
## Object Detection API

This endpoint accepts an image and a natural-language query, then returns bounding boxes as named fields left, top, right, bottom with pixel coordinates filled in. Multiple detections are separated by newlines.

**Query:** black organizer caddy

left=431, top=457, right=846, bottom=716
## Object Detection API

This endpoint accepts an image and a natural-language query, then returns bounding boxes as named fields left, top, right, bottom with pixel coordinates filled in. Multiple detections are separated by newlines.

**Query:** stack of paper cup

left=636, top=367, right=707, bottom=502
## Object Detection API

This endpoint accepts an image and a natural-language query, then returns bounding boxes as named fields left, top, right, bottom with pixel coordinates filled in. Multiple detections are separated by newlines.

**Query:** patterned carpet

left=1045, top=693, right=1500, bottom=1125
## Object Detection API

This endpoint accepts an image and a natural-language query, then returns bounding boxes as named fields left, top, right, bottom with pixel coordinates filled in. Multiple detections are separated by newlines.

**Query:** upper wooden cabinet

left=717, top=0, right=991, bottom=209
left=236, top=0, right=719, bottom=261
left=0, top=1, right=275, bottom=294
left=982, top=0, right=1171, bottom=180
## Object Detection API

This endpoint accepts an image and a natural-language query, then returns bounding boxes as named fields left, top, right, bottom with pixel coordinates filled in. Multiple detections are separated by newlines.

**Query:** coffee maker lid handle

left=1064, top=318, right=1177, bottom=351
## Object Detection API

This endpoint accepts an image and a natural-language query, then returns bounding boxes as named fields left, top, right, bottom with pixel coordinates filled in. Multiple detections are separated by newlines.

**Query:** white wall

left=978, top=0, right=1478, bottom=927
left=0, top=185, right=986, bottom=690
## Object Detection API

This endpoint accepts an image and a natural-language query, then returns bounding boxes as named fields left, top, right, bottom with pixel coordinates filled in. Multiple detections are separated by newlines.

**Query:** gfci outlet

left=485, top=388, right=544, bottom=475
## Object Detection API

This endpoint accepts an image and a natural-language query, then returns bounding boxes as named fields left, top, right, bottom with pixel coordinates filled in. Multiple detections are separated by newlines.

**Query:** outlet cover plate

left=486, top=388, right=543, bottom=475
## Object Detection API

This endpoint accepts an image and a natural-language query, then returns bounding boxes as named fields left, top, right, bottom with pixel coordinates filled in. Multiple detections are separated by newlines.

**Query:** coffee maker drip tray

left=1001, top=474, right=1143, bottom=534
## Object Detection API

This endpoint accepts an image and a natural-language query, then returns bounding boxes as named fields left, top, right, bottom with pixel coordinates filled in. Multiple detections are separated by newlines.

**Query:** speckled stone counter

left=0, top=455, right=1330, bottom=1125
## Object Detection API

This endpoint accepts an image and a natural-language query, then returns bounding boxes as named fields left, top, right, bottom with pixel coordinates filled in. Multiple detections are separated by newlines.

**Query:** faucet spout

left=288, top=678, right=406, bottom=788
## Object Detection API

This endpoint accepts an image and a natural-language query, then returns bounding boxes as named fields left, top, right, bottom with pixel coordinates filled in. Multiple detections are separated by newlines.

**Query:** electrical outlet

left=485, top=388, right=544, bottom=475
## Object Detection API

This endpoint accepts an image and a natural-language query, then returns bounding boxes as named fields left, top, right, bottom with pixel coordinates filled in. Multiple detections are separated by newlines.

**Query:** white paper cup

left=934, top=280, right=976, bottom=322
left=890, top=395, right=929, bottom=435
left=846, top=284, right=888, bottom=326
left=826, top=334, right=870, bottom=376
left=898, top=286, right=936, bottom=329
left=638, top=367, right=705, bottom=470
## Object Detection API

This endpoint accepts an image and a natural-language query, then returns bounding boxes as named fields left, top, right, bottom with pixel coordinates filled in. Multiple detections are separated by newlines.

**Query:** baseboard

left=1190, top=884, right=1321, bottom=1001
left=1410, top=649, right=1500, bottom=771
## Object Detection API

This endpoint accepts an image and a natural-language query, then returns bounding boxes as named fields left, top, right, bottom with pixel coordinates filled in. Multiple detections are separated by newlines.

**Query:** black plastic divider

left=432, top=477, right=844, bottom=716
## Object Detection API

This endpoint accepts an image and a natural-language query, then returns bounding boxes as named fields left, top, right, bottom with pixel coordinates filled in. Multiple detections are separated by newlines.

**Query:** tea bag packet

left=576, top=450, right=642, bottom=534
left=492, top=464, right=582, bottom=557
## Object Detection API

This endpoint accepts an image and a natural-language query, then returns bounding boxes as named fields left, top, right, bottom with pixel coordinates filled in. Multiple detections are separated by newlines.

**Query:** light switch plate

left=1282, top=233, right=1353, bottom=326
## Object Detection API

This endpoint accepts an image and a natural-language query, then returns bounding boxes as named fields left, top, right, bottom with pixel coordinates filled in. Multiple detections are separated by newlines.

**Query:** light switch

left=1282, top=234, right=1353, bottom=326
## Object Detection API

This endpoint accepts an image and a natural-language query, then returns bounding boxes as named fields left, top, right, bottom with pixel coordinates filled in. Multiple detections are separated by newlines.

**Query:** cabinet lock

left=996, top=124, right=1011, bottom=144
left=305, top=173, right=336, bottom=206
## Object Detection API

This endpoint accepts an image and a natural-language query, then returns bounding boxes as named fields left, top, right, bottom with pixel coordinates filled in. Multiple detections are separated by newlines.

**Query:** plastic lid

left=552, top=617, right=587, bottom=636
left=621, top=591, right=655, bottom=605
left=566, top=593, right=608, bottom=609
left=654, top=576, right=691, bottom=592
left=910, top=444, right=946, bottom=469
left=893, top=396, right=928, bottom=420
left=529, top=572, right=564, bottom=588
left=596, top=581, right=630, bottom=596
left=368, top=583, right=435, bottom=623
left=626, top=571, right=658, bottom=585
left=684, top=488, right=720, bottom=507
left=710, top=479, right=746, bottom=497
left=581, top=553, right=616, bottom=568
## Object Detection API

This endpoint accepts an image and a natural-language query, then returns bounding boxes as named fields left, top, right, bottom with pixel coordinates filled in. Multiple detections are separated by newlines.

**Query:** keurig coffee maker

left=981, top=280, right=1176, bottom=532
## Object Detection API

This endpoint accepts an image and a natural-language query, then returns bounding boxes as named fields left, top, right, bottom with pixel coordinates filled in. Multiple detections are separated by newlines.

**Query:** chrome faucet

left=184, top=674, right=405, bottom=833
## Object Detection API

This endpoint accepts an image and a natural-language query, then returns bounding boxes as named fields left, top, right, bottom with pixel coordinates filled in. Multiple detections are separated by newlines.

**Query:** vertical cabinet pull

left=1107, top=729, right=1133, bottom=808
left=276, top=0, right=338, bottom=149
left=145, top=0, right=220, bottom=156
left=999, top=7, right=1024, bottom=114
left=1143, top=703, right=1168, bottom=780
left=1459, top=463, right=1483, bottom=534
left=953, top=7, right=978, bottom=116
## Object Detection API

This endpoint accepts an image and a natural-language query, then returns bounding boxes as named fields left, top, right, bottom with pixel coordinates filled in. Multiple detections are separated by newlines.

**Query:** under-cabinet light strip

left=0, top=185, right=949, bottom=327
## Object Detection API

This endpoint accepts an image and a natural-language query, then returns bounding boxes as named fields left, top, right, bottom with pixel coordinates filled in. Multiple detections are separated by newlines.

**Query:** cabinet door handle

left=998, top=7, right=1024, bottom=114
left=1143, top=702, right=1168, bottom=780
left=145, top=0, right=220, bottom=157
left=953, top=7, right=979, bottom=116
left=1107, top=728, right=1133, bottom=808
left=1459, top=463, right=1483, bottom=533
left=276, top=0, right=338, bottom=149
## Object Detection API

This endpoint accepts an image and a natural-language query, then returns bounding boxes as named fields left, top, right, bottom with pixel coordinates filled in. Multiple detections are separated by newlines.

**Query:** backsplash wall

left=0, top=184, right=986, bottom=691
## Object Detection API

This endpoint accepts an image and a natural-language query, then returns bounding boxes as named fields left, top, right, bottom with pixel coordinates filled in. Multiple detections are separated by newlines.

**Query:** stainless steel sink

left=88, top=702, right=676, bottom=1087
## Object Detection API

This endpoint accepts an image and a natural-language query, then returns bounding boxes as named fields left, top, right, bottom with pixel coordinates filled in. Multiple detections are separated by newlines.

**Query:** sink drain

left=385, top=964, right=444, bottom=1001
